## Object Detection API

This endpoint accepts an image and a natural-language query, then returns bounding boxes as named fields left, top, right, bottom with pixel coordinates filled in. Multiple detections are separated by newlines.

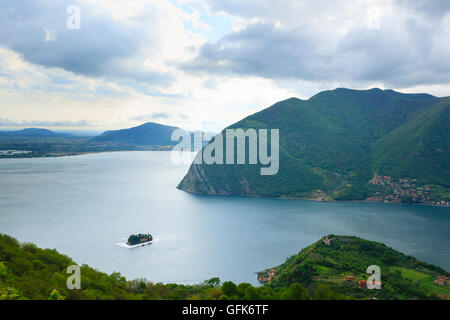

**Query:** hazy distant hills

left=0, top=128, right=72, bottom=138
left=92, top=122, right=180, bottom=146
left=0, top=122, right=185, bottom=146
left=178, top=88, right=450, bottom=202
left=0, top=122, right=200, bottom=157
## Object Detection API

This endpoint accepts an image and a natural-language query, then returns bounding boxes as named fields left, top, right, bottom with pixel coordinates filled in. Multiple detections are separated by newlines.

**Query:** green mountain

left=178, top=88, right=450, bottom=202
left=259, top=235, right=450, bottom=300
left=93, top=122, right=180, bottom=146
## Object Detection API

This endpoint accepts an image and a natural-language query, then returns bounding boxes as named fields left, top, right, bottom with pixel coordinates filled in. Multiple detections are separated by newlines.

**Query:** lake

left=0, top=151, right=449, bottom=285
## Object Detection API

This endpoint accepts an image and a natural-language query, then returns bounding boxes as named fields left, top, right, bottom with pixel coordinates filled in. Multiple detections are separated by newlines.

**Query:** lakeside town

left=0, top=150, right=32, bottom=156
left=367, top=173, right=450, bottom=207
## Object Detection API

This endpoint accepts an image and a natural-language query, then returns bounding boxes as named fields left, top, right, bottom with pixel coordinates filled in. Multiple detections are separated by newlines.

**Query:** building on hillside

left=344, top=276, right=355, bottom=282
left=323, top=235, right=333, bottom=245
left=266, top=269, right=277, bottom=282
left=434, top=276, right=450, bottom=286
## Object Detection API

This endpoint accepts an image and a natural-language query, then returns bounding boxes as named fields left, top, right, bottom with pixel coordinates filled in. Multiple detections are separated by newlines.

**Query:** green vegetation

left=178, top=88, right=450, bottom=203
left=261, top=235, right=450, bottom=300
left=0, top=233, right=349, bottom=300
left=1, top=233, right=448, bottom=300
left=127, top=233, right=153, bottom=246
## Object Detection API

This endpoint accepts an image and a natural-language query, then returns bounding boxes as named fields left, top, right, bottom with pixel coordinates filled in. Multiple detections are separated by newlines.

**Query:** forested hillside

left=1, top=234, right=448, bottom=300
left=261, top=235, right=450, bottom=300
left=179, top=88, right=450, bottom=203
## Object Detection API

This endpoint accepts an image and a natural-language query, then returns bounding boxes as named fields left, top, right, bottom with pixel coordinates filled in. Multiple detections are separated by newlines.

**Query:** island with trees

left=127, top=233, right=153, bottom=246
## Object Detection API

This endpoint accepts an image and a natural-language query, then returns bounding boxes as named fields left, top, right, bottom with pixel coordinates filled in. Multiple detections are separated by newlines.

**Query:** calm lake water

left=0, top=151, right=449, bottom=285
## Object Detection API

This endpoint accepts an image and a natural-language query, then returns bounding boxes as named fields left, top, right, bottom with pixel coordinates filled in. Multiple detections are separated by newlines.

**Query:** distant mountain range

left=0, top=128, right=72, bottom=137
left=0, top=122, right=209, bottom=157
left=178, top=88, right=450, bottom=204
left=92, top=122, right=180, bottom=146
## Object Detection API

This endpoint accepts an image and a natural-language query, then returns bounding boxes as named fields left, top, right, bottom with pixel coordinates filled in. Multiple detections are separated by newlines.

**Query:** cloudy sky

left=1, top=0, right=450, bottom=132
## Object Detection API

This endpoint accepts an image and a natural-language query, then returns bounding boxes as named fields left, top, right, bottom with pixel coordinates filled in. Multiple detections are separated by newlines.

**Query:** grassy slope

left=372, top=97, right=450, bottom=187
left=266, top=235, right=450, bottom=300
left=179, top=88, right=449, bottom=200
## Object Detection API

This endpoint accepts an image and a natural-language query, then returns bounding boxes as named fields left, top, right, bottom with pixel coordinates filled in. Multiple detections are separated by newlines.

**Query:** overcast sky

left=1, top=0, right=450, bottom=132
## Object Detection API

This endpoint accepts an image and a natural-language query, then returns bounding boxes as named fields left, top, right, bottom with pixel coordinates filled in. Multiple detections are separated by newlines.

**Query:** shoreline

left=0, top=148, right=199, bottom=160
left=116, top=241, right=153, bottom=248
left=0, top=150, right=106, bottom=160
left=0, top=149, right=180, bottom=160
left=116, top=238, right=159, bottom=249
left=179, top=188, right=450, bottom=208
left=116, top=237, right=160, bottom=249
left=2, top=151, right=447, bottom=208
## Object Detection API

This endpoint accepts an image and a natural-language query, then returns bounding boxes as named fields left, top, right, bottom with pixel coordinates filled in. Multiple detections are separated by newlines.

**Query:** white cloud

left=183, top=0, right=450, bottom=88
left=0, top=0, right=449, bottom=132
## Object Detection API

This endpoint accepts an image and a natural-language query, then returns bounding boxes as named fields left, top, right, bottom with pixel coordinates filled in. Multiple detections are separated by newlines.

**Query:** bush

left=222, top=281, right=238, bottom=297
left=284, top=283, right=308, bottom=300
left=243, top=286, right=261, bottom=300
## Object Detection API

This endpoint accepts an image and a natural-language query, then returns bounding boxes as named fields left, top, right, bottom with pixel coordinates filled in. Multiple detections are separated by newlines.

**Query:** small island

left=127, top=233, right=153, bottom=246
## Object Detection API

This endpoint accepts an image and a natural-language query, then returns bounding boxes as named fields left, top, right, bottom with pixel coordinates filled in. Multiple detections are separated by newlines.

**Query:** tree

left=237, top=283, right=252, bottom=298
left=206, top=288, right=222, bottom=300
left=243, top=286, right=261, bottom=300
left=204, top=277, right=220, bottom=288
left=312, top=284, right=349, bottom=300
left=222, top=281, right=238, bottom=297
left=313, top=284, right=334, bottom=300
left=285, top=283, right=308, bottom=300
left=0, top=262, right=10, bottom=279
left=289, top=261, right=316, bottom=285
left=127, top=233, right=152, bottom=245
left=0, top=287, right=23, bottom=300
left=48, top=289, right=66, bottom=300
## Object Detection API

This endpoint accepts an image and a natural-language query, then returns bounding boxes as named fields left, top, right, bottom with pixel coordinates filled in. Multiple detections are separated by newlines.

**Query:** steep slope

left=259, top=235, right=450, bottom=300
left=178, top=88, right=449, bottom=201
left=372, top=97, right=450, bottom=186
left=93, top=122, right=180, bottom=146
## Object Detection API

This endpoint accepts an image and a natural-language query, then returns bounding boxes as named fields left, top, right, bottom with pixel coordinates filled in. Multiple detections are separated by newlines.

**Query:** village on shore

left=366, top=173, right=449, bottom=207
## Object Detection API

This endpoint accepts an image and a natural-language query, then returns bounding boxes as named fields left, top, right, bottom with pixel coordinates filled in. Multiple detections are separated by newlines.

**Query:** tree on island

left=127, top=233, right=153, bottom=245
